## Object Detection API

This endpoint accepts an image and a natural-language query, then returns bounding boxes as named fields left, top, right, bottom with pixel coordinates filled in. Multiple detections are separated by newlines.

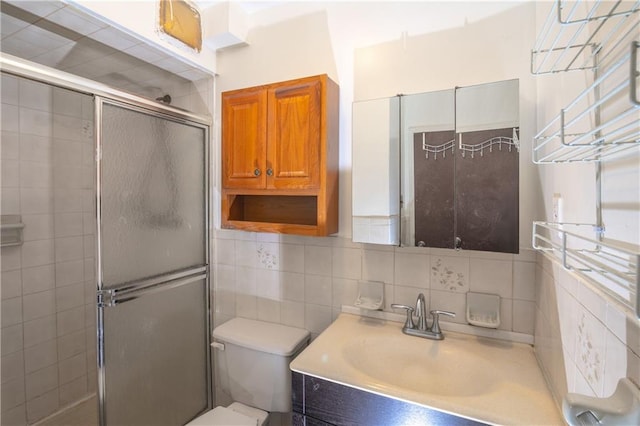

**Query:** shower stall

left=1, top=56, right=211, bottom=426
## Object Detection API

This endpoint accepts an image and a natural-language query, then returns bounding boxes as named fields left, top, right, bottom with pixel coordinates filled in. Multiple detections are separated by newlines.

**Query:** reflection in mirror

left=352, top=96, right=400, bottom=245
left=400, top=89, right=455, bottom=248
left=401, top=79, right=520, bottom=253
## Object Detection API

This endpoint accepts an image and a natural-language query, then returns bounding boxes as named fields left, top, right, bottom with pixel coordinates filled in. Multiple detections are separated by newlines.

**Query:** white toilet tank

left=212, top=318, right=310, bottom=413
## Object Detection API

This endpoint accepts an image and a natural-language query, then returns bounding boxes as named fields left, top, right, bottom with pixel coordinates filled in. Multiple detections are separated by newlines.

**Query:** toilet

left=186, top=318, right=310, bottom=426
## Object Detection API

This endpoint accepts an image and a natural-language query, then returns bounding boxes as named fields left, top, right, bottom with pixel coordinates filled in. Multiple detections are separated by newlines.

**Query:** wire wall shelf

left=531, top=0, right=640, bottom=75
left=533, top=39, right=640, bottom=163
left=533, top=221, right=639, bottom=319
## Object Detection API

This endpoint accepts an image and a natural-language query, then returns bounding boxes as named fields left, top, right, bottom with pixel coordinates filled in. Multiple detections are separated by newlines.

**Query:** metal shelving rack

left=533, top=222, right=639, bottom=317
left=530, top=0, right=640, bottom=318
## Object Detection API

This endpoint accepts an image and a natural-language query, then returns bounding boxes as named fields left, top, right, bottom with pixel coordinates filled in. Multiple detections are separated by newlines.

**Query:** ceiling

left=1, top=0, right=211, bottom=102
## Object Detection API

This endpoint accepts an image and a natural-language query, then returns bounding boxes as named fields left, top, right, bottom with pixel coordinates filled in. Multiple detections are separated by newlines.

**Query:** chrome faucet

left=415, top=293, right=427, bottom=331
left=391, top=293, right=456, bottom=340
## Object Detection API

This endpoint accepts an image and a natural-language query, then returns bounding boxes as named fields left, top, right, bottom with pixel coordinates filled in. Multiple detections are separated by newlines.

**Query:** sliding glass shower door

left=96, top=99, right=210, bottom=426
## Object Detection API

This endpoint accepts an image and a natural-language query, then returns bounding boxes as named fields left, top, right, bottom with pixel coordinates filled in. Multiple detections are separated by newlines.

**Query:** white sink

left=290, top=313, right=562, bottom=425
left=342, top=335, right=497, bottom=397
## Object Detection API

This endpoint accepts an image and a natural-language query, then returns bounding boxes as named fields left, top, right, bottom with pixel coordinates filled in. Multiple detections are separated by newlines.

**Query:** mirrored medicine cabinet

left=352, top=79, right=520, bottom=254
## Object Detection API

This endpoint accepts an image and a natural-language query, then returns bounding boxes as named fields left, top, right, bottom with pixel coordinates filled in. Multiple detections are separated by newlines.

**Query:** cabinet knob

left=254, top=168, right=261, bottom=176
left=266, top=168, right=274, bottom=176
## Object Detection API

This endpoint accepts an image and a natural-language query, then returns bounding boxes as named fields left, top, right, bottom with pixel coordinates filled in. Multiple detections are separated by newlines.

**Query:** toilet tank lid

left=213, top=318, right=310, bottom=356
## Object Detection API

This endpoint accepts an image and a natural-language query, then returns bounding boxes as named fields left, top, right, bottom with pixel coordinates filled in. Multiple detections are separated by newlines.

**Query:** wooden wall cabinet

left=221, top=75, right=339, bottom=236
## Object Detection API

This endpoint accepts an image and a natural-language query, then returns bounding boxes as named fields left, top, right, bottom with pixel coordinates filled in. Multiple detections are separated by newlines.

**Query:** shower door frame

left=0, top=53, right=214, bottom=425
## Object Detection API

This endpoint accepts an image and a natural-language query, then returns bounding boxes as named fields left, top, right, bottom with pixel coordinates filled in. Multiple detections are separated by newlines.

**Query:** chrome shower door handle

left=391, top=304, right=415, bottom=330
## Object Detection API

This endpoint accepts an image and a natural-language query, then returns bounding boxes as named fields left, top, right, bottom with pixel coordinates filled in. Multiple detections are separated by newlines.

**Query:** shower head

left=156, top=94, right=172, bottom=104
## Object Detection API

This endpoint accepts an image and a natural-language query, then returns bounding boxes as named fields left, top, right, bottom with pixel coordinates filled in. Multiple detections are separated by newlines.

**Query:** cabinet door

left=222, top=88, right=267, bottom=189
left=267, top=78, right=321, bottom=190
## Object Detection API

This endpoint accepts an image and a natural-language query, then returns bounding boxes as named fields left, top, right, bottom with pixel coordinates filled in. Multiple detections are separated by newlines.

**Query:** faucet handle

left=429, top=310, right=455, bottom=334
left=391, top=304, right=416, bottom=329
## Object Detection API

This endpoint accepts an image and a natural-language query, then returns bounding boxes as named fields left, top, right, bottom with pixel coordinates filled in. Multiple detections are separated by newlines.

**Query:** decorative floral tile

left=576, top=309, right=605, bottom=393
left=430, top=256, right=468, bottom=292
left=257, top=243, right=278, bottom=269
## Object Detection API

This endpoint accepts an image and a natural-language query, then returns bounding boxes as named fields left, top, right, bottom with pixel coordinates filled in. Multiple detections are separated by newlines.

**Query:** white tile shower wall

left=534, top=253, right=640, bottom=407
left=0, top=74, right=96, bottom=425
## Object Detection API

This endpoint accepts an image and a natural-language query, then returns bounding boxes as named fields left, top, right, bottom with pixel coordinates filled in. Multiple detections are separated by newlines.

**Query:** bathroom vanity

left=290, top=313, right=562, bottom=425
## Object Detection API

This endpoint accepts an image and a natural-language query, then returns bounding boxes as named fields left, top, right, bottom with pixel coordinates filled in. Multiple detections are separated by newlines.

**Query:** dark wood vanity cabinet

left=291, top=372, right=486, bottom=426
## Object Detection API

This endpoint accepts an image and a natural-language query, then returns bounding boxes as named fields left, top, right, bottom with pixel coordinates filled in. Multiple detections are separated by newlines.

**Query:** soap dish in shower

left=466, top=292, right=500, bottom=328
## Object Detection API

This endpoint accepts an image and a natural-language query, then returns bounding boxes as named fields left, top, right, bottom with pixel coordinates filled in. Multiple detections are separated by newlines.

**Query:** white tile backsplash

left=304, top=245, right=332, bottom=276
left=362, top=248, right=394, bottom=283
left=513, top=261, right=536, bottom=300
left=332, top=247, right=362, bottom=280
left=281, top=271, right=305, bottom=302
left=304, top=274, right=332, bottom=306
left=469, top=258, right=513, bottom=298
left=214, top=235, right=537, bottom=342
left=394, top=252, right=429, bottom=288
left=279, top=243, right=305, bottom=273
left=304, top=303, right=332, bottom=334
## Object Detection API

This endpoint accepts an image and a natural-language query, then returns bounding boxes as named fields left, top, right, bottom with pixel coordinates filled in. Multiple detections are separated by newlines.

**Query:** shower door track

left=0, top=52, right=211, bottom=126
left=1, top=52, right=213, bottom=426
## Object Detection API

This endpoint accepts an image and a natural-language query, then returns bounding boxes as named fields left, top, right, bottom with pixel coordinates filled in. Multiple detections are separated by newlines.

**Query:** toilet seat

left=185, top=403, right=268, bottom=426
left=185, top=406, right=255, bottom=426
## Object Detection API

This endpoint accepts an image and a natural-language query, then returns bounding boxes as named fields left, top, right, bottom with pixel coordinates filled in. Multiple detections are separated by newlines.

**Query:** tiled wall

left=211, top=230, right=538, bottom=339
left=0, top=68, right=213, bottom=425
left=211, top=229, right=538, bottom=424
left=1, top=74, right=97, bottom=425
left=535, top=253, right=640, bottom=405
